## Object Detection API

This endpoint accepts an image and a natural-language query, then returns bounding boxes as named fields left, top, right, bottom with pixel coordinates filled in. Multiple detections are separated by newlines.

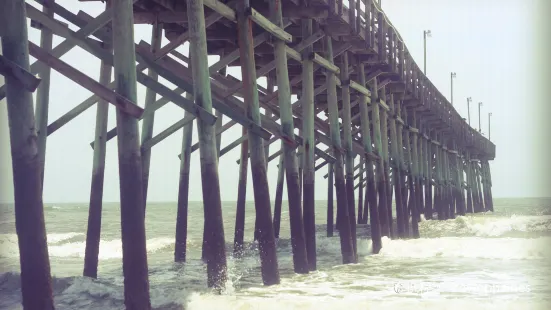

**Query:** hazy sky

left=0, top=0, right=549, bottom=203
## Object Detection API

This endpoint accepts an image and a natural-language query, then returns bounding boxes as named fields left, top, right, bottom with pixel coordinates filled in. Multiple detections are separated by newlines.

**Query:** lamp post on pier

left=467, top=97, right=472, bottom=126
left=478, top=102, right=483, bottom=132
left=423, top=30, right=431, bottom=74
left=450, top=72, right=456, bottom=106
left=488, top=112, right=492, bottom=141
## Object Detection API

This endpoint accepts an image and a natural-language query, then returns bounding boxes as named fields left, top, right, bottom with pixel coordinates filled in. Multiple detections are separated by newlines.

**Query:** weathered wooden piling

left=389, top=94, right=406, bottom=238
left=396, top=101, right=409, bottom=238
left=327, top=163, right=335, bottom=238
left=408, top=110, right=421, bottom=238
left=174, top=93, right=194, bottom=263
left=416, top=121, right=425, bottom=221
left=357, top=159, right=364, bottom=225
left=268, top=0, right=309, bottom=274
left=340, top=52, right=358, bottom=260
left=379, top=87, right=393, bottom=238
left=140, top=23, right=162, bottom=207
left=465, top=153, right=474, bottom=213
left=475, top=161, right=485, bottom=212
left=273, top=149, right=285, bottom=239
left=453, top=144, right=465, bottom=216
left=388, top=93, right=405, bottom=238
left=324, top=36, right=355, bottom=264
left=83, top=22, right=112, bottom=277
left=301, top=17, right=317, bottom=271
left=1, top=1, right=54, bottom=308
left=358, top=63, right=381, bottom=253
left=236, top=0, right=280, bottom=285
left=424, top=134, right=433, bottom=219
left=35, top=0, right=54, bottom=189
left=187, top=0, right=227, bottom=289
left=112, top=0, right=151, bottom=306
left=233, top=125, right=249, bottom=256
left=370, top=78, right=390, bottom=237
left=402, top=108, right=415, bottom=235
left=481, top=160, right=494, bottom=212
left=434, top=134, right=444, bottom=219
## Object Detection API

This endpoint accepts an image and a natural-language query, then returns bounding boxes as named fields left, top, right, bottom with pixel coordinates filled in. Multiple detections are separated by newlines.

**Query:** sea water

left=0, top=198, right=550, bottom=309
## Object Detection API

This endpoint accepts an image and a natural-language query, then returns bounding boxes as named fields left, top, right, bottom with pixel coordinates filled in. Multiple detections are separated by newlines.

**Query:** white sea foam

left=0, top=234, right=175, bottom=259
left=420, top=214, right=551, bottom=237
left=48, top=237, right=175, bottom=259
left=377, top=236, right=551, bottom=260
left=183, top=293, right=549, bottom=310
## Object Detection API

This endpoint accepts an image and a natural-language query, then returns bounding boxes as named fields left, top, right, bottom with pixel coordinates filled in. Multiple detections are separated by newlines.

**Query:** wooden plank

left=204, top=0, right=236, bottom=21
left=349, top=80, right=370, bottom=97
left=27, top=41, right=143, bottom=118
left=310, top=52, right=339, bottom=74
left=141, top=114, right=195, bottom=151
left=248, top=7, right=292, bottom=43
left=285, top=46, right=302, bottom=61
left=0, top=54, right=41, bottom=92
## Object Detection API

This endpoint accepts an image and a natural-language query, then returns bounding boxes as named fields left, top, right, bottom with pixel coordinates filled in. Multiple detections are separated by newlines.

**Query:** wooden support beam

left=340, top=52, right=358, bottom=261
left=187, top=0, right=227, bottom=290
left=204, top=0, right=236, bottom=21
left=174, top=92, right=194, bottom=263
left=267, top=0, right=308, bottom=274
left=248, top=7, right=292, bottom=43
left=387, top=93, right=405, bottom=238
left=83, top=1, right=111, bottom=279
left=34, top=0, right=54, bottom=194
left=327, top=163, right=334, bottom=237
left=233, top=125, right=248, bottom=256
left=27, top=41, right=143, bottom=118
left=301, top=18, right=317, bottom=272
left=237, top=0, right=280, bottom=285
left=0, top=54, right=41, bottom=92
left=324, top=36, right=355, bottom=264
left=310, top=52, right=340, bottom=74
left=111, top=0, right=151, bottom=306
left=370, top=78, right=389, bottom=238
left=140, top=23, right=162, bottom=206
left=272, top=144, right=285, bottom=239
left=141, top=114, right=195, bottom=151
left=0, top=1, right=55, bottom=307
left=136, top=44, right=271, bottom=139
left=395, top=100, right=410, bottom=236
left=26, top=5, right=220, bottom=133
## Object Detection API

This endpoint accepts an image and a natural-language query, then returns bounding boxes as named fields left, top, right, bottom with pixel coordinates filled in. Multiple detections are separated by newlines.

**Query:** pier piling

left=1, top=1, right=54, bottom=308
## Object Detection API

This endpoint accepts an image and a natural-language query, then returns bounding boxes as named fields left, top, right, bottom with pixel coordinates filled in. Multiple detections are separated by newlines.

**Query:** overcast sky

left=1, top=0, right=549, bottom=203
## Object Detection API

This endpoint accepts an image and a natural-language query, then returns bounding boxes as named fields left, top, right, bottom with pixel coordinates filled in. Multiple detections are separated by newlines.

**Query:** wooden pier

left=0, top=0, right=495, bottom=307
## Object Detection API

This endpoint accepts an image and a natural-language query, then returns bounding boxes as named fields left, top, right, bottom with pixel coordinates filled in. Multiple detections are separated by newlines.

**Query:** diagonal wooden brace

left=0, top=55, right=41, bottom=92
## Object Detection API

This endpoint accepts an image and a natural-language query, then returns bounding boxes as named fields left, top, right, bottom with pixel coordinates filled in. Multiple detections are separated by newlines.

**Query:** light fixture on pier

left=450, top=72, right=457, bottom=106
left=478, top=102, right=483, bottom=132
left=467, top=97, right=472, bottom=126
left=423, top=30, right=432, bottom=74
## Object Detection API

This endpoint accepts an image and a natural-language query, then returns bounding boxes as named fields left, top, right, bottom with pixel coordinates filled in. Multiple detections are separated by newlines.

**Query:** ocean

left=0, top=198, right=550, bottom=309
